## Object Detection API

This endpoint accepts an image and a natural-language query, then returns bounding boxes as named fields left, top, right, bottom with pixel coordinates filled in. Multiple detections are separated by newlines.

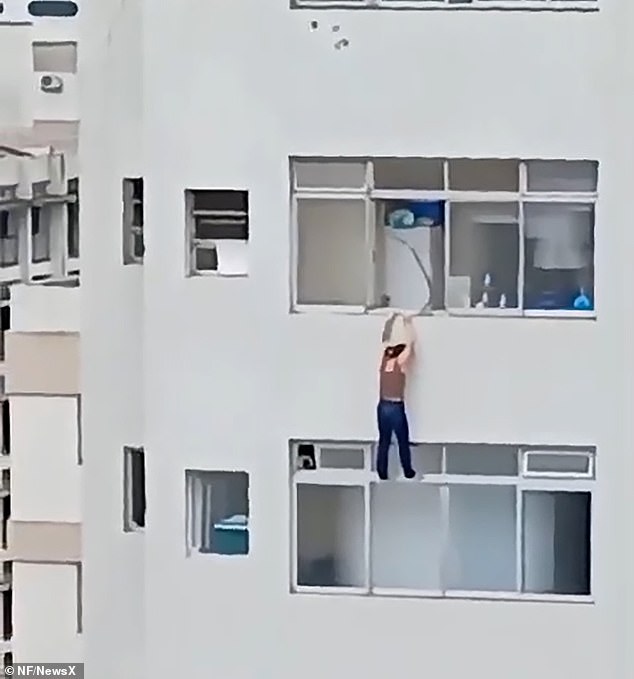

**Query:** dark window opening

left=28, top=1, right=79, bottom=17
left=124, top=446, right=146, bottom=530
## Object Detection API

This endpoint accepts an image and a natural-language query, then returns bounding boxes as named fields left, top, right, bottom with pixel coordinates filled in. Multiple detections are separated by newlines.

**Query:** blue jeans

left=376, top=400, right=415, bottom=480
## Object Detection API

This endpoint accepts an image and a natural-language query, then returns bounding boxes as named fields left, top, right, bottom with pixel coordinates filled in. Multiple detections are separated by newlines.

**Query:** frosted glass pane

left=371, top=483, right=442, bottom=590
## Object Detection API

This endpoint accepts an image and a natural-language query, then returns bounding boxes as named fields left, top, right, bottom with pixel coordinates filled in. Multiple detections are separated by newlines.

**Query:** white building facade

left=81, top=1, right=634, bottom=679
left=0, top=0, right=82, bottom=670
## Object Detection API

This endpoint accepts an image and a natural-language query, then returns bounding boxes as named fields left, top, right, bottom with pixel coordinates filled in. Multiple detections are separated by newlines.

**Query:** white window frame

left=521, top=448, right=594, bottom=479
left=291, top=0, right=597, bottom=11
left=123, top=446, right=145, bottom=533
left=290, top=441, right=595, bottom=602
left=122, top=178, right=144, bottom=265
left=185, top=189, right=249, bottom=278
left=185, top=469, right=250, bottom=557
left=290, top=157, right=598, bottom=319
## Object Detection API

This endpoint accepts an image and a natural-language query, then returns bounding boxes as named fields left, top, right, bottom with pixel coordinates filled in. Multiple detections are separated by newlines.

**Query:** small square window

left=122, top=178, right=144, bottom=264
left=295, top=484, right=365, bottom=588
left=185, top=470, right=249, bottom=556
left=186, top=190, right=249, bottom=277
left=123, top=446, right=145, bottom=531
left=32, top=41, right=77, bottom=73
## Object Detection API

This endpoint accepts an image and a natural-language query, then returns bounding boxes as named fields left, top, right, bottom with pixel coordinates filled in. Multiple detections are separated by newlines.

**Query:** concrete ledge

left=5, top=331, right=80, bottom=395
left=8, top=520, right=81, bottom=563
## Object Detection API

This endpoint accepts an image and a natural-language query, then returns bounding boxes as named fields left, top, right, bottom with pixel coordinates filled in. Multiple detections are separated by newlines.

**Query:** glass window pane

left=525, top=452, right=590, bottom=475
left=296, top=199, right=367, bottom=306
left=448, top=159, right=519, bottom=192
left=0, top=213, right=18, bottom=268
left=373, top=158, right=444, bottom=191
left=370, top=483, right=442, bottom=590
left=195, top=246, right=218, bottom=272
left=371, top=444, right=442, bottom=475
left=31, top=207, right=50, bottom=263
left=320, top=447, right=365, bottom=470
left=446, top=484, right=516, bottom=592
left=28, top=1, right=79, bottom=17
left=522, top=491, right=591, bottom=595
left=527, top=161, right=598, bottom=193
left=296, top=485, right=366, bottom=588
left=294, top=161, right=366, bottom=189
left=448, top=202, right=519, bottom=310
left=524, top=203, right=594, bottom=312
left=445, top=444, right=518, bottom=476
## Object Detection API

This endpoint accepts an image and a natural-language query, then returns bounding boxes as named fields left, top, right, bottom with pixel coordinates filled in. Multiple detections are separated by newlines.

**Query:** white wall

left=77, top=1, right=634, bottom=678
left=0, top=24, right=33, bottom=128
left=12, top=563, right=81, bottom=663
left=10, top=285, right=80, bottom=332
left=80, top=1, right=144, bottom=678
left=10, top=396, right=79, bottom=523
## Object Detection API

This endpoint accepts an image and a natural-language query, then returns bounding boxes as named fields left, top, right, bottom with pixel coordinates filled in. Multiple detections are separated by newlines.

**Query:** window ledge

left=292, top=306, right=596, bottom=320
left=190, top=271, right=248, bottom=279
left=292, top=587, right=594, bottom=604
left=291, top=0, right=598, bottom=10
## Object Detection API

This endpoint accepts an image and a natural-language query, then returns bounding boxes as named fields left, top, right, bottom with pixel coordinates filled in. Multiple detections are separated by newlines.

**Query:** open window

left=291, top=157, right=597, bottom=316
left=123, top=446, right=145, bottom=532
left=122, top=178, right=144, bottom=264
left=186, top=190, right=249, bottom=277
left=185, top=470, right=249, bottom=556
left=295, top=484, right=366, bottom=589
left=32, top=41, right=77, bottom=73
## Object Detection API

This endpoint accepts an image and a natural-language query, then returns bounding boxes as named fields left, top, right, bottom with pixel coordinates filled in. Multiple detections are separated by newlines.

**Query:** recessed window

left=67, top=178, right=79, bottom=261
left=122, top=178, right=144, bottom=264
left=32, top=42, right=77, bottom=73
left=185, top=470, right=249, bottom=556
left=123, top=446, right=146, bottom=532
left=291, top=157, right=597, bottom=317
left=186, top=190, right=249, bottom=277
left=31, top=207, right=51, bottom=264
left=0, top=214, right=17, bottom=269
left=291, top=442, right=594, bottom=600
left=28, top=1, right=79, bottom=17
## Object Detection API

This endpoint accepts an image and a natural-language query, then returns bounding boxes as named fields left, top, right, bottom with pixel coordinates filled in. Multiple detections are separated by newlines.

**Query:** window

left=1, top=401, right=9, bottom=456
left=122, top=178, right=144, bottom=264
left=185, top=470, right=249, bottom=556
left=31, top=206, right=51, bottom=263
left=123, top=446, right=146, bottom=531
left=291, top=158, right=597, bottom=317
left=0, top=303, right=9, bottom=362
left=28, top=1, right=79, bottom=17
left=67, top=178, right=79, bottom=262
left=291, top=0, right=596, bottom=10
left=185, top=190, right=249, bottom=276
left=75, top=563, right=82, bottom=633
left=32, top=42, right=77, bottom=73
left=291, top=442, right=594, bottom=600
left=0, top=213, right=18, bottom=269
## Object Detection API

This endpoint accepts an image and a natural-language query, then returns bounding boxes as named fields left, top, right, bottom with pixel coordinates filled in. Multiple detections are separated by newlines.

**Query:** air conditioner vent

left=40, top=74, right=64, bottom=94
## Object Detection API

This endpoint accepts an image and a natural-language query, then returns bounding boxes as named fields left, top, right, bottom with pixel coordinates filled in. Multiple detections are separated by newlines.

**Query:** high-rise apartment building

left=81, top=1, right=634, bottom=679
left=0, top=0, right=81, bottom=671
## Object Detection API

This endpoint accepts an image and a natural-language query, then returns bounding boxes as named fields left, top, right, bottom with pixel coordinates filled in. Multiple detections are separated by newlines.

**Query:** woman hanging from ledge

left=376, top=313, right=417, bottom=481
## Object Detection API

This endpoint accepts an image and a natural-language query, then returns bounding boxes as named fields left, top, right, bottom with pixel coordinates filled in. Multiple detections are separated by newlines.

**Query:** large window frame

left=291, top=0, right=597, bottom=11
left=290, top=441, right=595, bottom=603
left=290, top=157, right=598, bottom=319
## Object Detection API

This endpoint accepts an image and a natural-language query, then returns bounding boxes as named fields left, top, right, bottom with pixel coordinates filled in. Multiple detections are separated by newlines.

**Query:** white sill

left=292, top=305, right=596, bottom=320
left=292, top=586, right=593, bottom=604
left=190, top=270, right=248, bottom=279
left=292, top=0, right=598, bottom=10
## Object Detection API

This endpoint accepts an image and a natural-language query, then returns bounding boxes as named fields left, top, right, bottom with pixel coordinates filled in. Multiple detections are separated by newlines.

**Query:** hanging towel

left=46, top=150, right=66, bottom=196
left=15, top=156, right=34, bottom=200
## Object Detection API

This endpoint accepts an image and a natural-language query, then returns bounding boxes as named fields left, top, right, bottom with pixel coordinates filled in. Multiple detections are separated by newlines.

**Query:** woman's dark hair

left=384, top=344, right=406, bottom=359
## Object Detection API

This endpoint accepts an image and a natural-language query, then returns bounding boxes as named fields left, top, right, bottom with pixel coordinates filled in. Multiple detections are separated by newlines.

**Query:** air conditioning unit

left=39, top=74, right=64, bottom=94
